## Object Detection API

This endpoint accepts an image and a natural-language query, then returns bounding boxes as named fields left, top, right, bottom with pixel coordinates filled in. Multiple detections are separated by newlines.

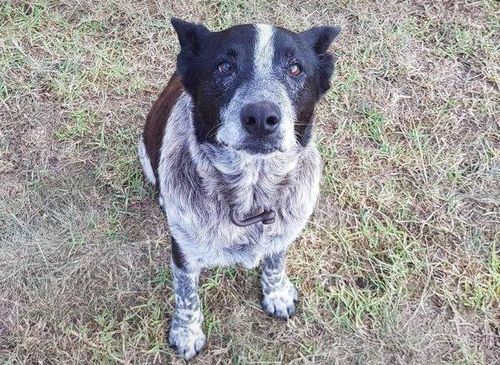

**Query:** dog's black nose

left=241, top=102, right=281, bottom=136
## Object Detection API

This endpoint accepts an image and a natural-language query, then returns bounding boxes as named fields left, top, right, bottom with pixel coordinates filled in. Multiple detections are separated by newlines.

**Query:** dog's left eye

left=288, top=63, right=303, bottom=77
left=218, top=61, right=234, bottom=74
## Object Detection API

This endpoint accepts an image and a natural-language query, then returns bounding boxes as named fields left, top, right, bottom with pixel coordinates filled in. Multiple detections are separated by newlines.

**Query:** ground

left=0, top=0, right=499, bottom=364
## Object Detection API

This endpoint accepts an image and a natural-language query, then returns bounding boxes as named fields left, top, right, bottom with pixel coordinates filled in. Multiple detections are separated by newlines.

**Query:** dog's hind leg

left=168, top=262, right=206, bottom=360
left=260, top=251, right=298, bottom=319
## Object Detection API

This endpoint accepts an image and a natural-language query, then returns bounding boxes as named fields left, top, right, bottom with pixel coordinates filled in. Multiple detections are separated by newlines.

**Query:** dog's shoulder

left=143, top=73, right=184, bottom=183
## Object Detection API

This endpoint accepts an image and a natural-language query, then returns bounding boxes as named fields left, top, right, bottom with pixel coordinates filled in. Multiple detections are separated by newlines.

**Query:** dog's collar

left=230, top=209, right=276, bottom=227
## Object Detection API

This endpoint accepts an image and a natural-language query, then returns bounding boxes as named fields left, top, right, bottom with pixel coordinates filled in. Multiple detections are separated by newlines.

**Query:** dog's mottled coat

left=139, top=19, right=339, bottom=359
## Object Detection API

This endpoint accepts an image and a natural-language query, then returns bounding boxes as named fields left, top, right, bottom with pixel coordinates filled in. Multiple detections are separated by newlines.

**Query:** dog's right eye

left=218, top=61, right=233, bottom=74
left=288, top=63, right=303, bottom=77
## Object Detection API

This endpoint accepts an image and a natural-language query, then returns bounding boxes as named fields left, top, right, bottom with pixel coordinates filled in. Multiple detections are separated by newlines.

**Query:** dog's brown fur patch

left=143, top=73, right=184, bottom=184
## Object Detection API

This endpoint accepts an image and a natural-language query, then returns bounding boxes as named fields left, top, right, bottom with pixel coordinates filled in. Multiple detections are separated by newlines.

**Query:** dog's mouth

left=238, top=144, right=279, bottom=155
left=217, top=140, right=281, bottom=155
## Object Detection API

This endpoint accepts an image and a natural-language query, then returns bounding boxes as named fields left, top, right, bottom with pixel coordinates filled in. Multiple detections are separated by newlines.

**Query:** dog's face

left=172, top=19, right=340, bottom=155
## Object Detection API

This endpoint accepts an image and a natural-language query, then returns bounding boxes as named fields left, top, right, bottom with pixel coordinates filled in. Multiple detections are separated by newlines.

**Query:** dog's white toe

left=169, top=323, right=206, bottom=360
left=262, top=280, right=298, bottom=319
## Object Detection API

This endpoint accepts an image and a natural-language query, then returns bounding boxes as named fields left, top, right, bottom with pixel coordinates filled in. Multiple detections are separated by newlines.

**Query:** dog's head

left=171, top=18, right=340, bottom=155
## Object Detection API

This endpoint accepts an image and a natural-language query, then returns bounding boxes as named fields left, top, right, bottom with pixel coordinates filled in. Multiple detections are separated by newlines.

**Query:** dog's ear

left=171, top=18, right=209, bottom=54
left=301, top=26, right=341, bottom=54
left=301, top=26, right=341, bottom=95
left=171, top=18, right=210, bottom=78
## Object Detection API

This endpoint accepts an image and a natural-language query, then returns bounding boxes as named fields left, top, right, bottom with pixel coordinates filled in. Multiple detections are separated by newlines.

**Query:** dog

left=138, top=18, right=340, bottom=359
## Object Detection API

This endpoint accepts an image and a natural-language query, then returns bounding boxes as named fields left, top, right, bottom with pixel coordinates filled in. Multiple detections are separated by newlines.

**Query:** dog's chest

left=160, top=141, right=321, bottom=269
left=189, top=176, right=311, bottom=268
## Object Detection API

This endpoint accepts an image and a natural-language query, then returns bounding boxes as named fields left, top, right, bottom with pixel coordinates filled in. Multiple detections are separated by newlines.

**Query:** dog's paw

left=168, top=322, right=206, bottom=360
left=261, top=280, right=298, bottom=319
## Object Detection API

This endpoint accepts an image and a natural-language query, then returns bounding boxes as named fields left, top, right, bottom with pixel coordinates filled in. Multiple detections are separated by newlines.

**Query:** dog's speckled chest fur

left=157, top=94, right=321, bottom=269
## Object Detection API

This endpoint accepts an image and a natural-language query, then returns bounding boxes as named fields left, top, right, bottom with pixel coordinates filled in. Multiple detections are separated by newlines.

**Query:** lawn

left=0, top=0, right=499, bottom=364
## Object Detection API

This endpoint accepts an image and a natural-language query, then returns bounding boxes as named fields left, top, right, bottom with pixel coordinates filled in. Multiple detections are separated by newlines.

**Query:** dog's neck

left=189, top=139, right=301, bottom=215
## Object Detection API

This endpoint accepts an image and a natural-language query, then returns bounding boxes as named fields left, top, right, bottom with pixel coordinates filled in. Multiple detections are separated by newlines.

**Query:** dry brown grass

left=1, top=0, right=499, bottom=364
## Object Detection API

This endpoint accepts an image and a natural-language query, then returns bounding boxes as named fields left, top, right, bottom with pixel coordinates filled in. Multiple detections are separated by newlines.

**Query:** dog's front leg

left=169, top=262, right=205, bottom=359
left=260, top=251, right=298, bottom=319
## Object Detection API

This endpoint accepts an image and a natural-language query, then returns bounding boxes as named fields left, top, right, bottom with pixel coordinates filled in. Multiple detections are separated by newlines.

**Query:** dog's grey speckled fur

left=168, top=264, right=205, bottom=359
left=261, top=251, right=299, bottom=318
left=140, top=91, right=321, bottom=358
left=139, top=23, right=326, bottom=359
left=156, top=93, right=321, bottom=271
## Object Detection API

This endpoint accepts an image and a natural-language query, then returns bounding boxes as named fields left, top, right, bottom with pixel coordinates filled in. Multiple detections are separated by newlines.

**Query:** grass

left=0, top=0, right=499, bottom=364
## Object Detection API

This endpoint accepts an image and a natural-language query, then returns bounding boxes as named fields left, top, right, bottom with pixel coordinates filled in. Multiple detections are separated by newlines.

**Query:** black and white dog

left=139, top=18, right=340, bottom=359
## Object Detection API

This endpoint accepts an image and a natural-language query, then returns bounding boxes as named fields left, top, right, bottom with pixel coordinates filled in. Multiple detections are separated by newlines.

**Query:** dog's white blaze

left=254, top=24, right=274, bottom=76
